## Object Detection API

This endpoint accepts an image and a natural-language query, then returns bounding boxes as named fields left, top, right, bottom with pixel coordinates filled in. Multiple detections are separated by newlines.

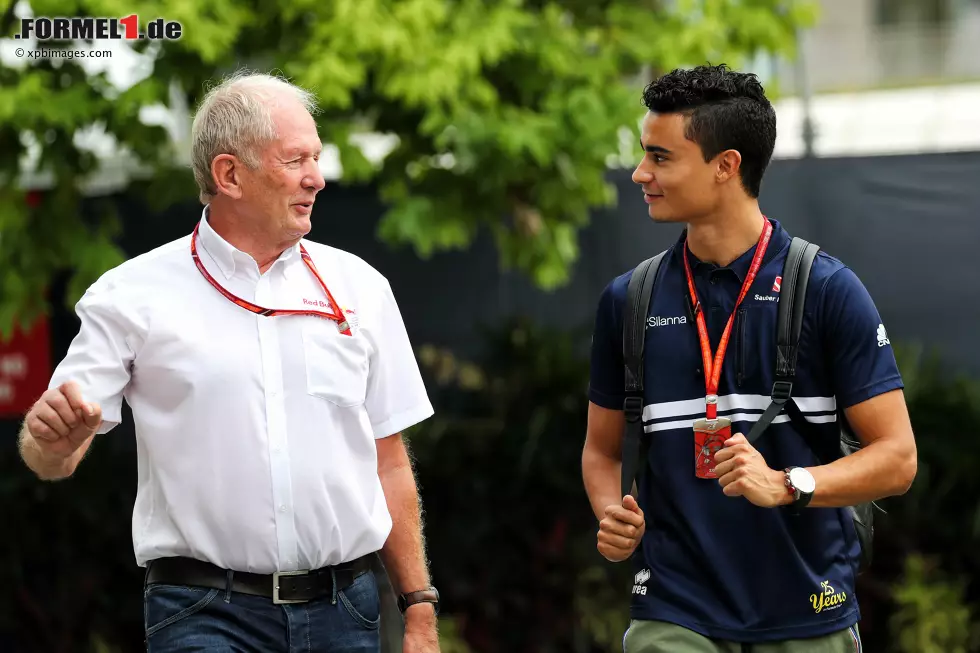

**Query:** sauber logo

left=773, top=276, right=782, bottom=293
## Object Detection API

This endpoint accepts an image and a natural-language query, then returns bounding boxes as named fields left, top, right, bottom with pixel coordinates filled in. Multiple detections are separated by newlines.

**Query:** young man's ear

left=715, top=149, right=743, bottom=186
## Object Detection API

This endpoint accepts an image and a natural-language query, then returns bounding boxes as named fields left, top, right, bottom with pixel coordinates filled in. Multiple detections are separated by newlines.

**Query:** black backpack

left=620, top=237, right=875, bottom=570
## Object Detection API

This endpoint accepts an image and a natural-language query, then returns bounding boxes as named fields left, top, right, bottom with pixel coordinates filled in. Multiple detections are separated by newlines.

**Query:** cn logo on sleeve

left=877, top=324, right=891, bottom=347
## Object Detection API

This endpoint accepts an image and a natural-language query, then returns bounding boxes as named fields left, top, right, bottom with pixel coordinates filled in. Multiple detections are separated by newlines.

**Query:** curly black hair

left=642, top=64, right=776, bottom=198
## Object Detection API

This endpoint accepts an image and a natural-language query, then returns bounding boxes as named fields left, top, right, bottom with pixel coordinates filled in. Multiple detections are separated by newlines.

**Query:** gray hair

left=190, top=70, right=319, bottom=203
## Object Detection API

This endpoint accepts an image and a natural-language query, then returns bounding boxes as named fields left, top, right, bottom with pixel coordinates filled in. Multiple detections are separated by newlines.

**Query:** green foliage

left=0, top=0, right=817, bottom=338
left=889, top=554, right=980, bottom=653
left=855, top=344, right=980, bottom=651
left=884, top=344, right=980, bottom=557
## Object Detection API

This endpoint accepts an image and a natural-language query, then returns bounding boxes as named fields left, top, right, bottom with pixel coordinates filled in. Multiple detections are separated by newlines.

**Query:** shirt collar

left=673, top=217, right=789, bottom=283
left=196, top=205, right=303, bottom=281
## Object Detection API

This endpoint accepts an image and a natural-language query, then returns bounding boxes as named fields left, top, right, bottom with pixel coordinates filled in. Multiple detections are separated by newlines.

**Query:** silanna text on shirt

left=646, top=315, right=687, bottom=328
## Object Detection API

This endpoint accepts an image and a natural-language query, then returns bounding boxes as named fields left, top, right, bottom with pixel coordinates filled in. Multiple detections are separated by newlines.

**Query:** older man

left=18, top=71, right=440, bottom=652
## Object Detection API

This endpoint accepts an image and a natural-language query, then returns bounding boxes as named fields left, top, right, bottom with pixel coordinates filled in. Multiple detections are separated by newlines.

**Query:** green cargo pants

left=624, top=620, right=861, bottom=653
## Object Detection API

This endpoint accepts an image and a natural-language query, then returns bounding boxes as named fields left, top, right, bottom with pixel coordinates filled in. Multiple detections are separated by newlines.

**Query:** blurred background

left=2, top=0, right=980, bottom=651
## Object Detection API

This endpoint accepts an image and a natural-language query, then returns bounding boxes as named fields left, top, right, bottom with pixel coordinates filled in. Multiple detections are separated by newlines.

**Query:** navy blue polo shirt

left=588, top=219, right=903, bottom=642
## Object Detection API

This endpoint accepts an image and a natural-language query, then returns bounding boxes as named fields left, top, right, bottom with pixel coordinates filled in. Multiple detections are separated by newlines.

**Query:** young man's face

left=631, top=111, right=723, bottom=224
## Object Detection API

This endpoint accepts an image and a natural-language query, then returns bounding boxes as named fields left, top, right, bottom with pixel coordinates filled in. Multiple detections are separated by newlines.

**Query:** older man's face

left=241, top=96, right=325, bottom=242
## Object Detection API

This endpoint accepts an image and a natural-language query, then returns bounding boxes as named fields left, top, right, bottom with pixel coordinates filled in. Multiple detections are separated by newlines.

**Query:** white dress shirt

left=48, top=209, right=434, bottom=573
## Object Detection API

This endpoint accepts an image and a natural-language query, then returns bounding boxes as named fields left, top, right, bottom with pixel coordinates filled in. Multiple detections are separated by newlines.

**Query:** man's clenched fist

left=597, top=495, right=645, bottom=562
left=24, top=381, right=102, bottom=459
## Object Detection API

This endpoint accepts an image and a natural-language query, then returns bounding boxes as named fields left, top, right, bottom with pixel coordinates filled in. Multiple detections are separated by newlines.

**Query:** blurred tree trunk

left=374, top=554, right=404, bottom=653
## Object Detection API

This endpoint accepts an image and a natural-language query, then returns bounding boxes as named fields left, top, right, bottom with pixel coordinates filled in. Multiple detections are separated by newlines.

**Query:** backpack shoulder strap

left=746, top=237, right=820, bottom=445
left=621, top=249, right=669, bottom=498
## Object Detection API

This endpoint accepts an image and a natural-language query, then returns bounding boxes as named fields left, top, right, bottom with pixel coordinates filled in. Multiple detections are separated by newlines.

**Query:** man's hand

left=403, top=603, right=440, bottom=653
left=713, top=434, right=790, bottom=508
left=24, top=381, right=102, bottom=459
left=597, top=495, right=646, bottom=562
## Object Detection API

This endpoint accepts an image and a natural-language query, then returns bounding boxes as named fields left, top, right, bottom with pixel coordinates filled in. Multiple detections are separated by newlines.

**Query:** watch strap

left=398, top=587, right=440, bottom=615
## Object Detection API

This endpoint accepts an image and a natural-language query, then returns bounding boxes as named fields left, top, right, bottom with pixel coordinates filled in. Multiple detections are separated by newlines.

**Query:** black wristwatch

left=397, top=586, right=440, bottom=615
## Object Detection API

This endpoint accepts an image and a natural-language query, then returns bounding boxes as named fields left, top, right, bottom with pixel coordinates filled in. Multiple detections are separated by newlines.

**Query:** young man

left=19, top=72, right=440, bottom=653
left=582, top=65, right=917, bottom=652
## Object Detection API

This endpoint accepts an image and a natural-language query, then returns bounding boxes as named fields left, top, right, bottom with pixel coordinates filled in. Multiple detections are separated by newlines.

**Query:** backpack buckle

left=623, top=396, right=644, bottom=422
left=771, top=381, right=793, bottom=402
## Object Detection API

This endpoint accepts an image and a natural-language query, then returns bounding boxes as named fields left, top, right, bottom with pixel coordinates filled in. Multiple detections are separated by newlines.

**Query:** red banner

left=0, top=317, right=51, bottom=418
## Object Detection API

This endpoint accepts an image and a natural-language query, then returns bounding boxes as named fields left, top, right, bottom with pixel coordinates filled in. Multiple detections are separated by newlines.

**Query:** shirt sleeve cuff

left=837, top=375, right=905, bottom=410
left=588, top=386, right=625, bottom=410
left=371, top=402, right=435, bottom=439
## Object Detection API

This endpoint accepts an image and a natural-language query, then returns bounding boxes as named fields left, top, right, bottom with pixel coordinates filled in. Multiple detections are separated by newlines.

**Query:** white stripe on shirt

left=640, top=393, right=838, bottom=433
left=644, top=412, right=838, bottom=434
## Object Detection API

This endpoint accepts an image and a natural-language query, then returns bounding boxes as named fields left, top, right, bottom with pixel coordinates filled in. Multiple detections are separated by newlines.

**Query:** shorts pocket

left=144, top=584, right=220, bottom=638
left=337, top=573, right=380, bottom=630
left=303, top=325, right=370, bottom=407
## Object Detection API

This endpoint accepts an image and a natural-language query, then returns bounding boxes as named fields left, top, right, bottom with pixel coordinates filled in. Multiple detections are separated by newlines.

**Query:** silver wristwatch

left=784, top=467, right=816, bottom=509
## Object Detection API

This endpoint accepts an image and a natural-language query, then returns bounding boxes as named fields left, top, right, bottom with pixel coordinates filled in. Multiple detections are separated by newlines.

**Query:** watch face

left=789, top=468, right=816, bottom=494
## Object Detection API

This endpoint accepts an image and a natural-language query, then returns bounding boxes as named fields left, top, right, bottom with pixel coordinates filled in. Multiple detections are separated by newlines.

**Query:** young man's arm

left=582, top=277, right=645, bottom=561
left=806, top=388, right=916, bottom=507
left=715, top=266, right=917, bottom=508
left=582, top=403, right=646, bottom=561
left=582, top=403, right=626, bottom=520
left=790, top=265, right=916, bottom=506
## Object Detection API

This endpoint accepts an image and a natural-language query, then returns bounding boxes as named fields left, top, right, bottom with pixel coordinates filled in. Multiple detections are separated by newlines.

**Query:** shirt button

left=279, top=505, right=286, bottom=513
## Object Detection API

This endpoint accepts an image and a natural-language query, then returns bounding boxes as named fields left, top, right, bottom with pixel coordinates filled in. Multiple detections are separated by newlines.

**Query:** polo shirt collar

left=674, top=217, right=789, bottom=282
left=196, top=205, right=303, bottom=281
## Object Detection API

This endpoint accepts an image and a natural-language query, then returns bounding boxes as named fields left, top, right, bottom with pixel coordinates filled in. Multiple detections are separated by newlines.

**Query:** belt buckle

left=272, top=570, right=310, bottom=604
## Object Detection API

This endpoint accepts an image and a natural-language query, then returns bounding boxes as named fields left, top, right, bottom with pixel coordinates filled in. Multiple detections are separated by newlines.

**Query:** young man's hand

left=597, top=495, right=646, bottom=562
left=714, top=434, right=791, bottom=508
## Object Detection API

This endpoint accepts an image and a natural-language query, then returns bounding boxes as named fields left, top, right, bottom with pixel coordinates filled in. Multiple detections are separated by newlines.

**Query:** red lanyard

left=682, top=220, right=773, bottom=420
left=190, top=221, right=352, bottom=336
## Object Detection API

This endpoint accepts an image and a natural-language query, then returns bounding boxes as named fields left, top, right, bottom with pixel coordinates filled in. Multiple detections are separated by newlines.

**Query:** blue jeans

left=143, top=568, right=381, bottom=652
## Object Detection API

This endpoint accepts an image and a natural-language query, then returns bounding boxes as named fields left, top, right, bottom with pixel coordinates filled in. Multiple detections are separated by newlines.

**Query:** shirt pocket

left=302, top=324, right=370, bottom=407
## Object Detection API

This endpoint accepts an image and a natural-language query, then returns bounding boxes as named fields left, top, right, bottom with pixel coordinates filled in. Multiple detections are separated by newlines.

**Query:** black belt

left=145, top=554, right=374, bottom=604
